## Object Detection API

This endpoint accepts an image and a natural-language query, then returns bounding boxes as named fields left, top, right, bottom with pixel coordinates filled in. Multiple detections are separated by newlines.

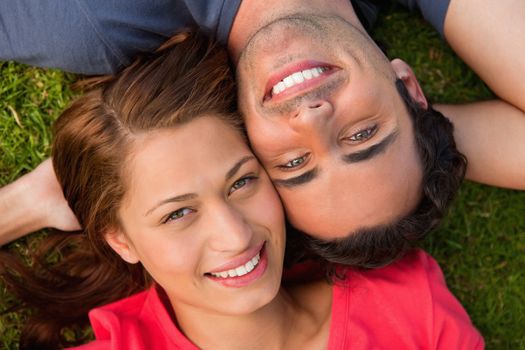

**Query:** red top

left=70, top=250, right=484, bottom=349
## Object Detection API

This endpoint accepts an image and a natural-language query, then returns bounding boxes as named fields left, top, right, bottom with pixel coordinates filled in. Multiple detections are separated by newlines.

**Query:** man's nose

left=288, top=99, right=333, bottom=133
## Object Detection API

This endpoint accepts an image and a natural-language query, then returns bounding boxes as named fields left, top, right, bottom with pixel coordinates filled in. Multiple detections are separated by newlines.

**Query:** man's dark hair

left=286, top=79, right=467, bottom=272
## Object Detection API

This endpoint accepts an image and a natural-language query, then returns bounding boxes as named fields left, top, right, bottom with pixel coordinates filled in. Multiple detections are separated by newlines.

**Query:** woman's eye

left=164, top=208, right=194, bottom=223
left=348, top=125, right=378, bottom=142
left=280, top=155, right=307, bottom=169
left=229, top=176, right=258, bottom=195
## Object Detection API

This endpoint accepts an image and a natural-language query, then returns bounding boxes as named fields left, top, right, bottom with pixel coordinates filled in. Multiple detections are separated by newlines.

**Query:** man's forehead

left=283, top=163, right=423, bottom=238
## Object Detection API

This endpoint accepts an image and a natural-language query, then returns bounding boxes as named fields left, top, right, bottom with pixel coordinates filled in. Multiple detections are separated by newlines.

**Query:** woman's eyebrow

left=225, top=155, right=256, bottom=181
left=145, top=193, right=198, bottom=216
left=144, top=156, right=256, bottom=217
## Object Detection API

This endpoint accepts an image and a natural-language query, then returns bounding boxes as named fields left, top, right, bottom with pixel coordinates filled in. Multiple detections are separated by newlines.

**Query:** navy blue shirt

left=0, top=0, right=241, bottom=74
left=0, top=0, right=449, bottom=75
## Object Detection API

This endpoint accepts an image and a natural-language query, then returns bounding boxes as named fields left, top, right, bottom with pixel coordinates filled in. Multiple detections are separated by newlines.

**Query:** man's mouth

left=271, top=66, right=328, bottom=96
left=263, top=61, right=337, bottom=102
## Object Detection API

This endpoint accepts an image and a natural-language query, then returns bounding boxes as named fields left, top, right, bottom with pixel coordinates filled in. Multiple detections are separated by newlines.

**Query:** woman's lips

left=205, top=243, right=268, bottom=288
left=209, top=252, right=261, bottom=278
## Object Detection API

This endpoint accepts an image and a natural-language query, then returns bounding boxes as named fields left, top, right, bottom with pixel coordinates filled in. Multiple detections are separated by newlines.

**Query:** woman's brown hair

left=0, top=31, right=239, bottom=349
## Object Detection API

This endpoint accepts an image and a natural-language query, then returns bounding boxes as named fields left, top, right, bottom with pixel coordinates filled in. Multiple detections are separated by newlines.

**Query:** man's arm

left=438, top=101, right=525, bottom=190
left=0, top=159, right=80, bottom=246
left=437, top=0, right=525, bottom=189
left=444, top=0, right=525, bottom=113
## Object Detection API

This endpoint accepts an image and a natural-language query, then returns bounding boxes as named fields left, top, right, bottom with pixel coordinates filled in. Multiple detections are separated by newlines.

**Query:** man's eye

left=348, top=125, right=378, bottom=142
left=280, top=155, right=307, bottom=169
left=229, top=176, right=258, bottom=195
left=164, top=208, right=194, bottom=223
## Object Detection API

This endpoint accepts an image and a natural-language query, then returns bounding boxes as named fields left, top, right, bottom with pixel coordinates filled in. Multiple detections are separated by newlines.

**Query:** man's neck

left=227, top=0, right=365, bottom=64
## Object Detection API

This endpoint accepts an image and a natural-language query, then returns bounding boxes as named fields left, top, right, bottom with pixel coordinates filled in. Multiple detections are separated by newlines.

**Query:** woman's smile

left=205, top=242, right=268, bottom=288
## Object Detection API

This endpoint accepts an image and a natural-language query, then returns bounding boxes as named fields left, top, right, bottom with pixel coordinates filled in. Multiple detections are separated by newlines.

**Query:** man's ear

left=104, top=229, right=140, bottom=264
left=390, top=58, right=428, bottom=110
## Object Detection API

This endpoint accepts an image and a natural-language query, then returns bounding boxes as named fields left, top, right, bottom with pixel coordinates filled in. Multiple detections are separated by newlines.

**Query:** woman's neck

left=170, top=282, right=332, bottom=350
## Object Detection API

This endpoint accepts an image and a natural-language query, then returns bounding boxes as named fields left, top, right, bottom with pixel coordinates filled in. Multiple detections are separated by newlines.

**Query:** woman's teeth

left=271, top=67, right=328, bottom=96
left=210, top=253, right=261, bottom=278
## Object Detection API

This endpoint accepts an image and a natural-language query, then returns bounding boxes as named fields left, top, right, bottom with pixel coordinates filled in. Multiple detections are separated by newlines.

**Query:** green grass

left=1, top=4, right=524, bottom=349
left=372, top=5, right=525, bottom=349
left=0, top=61, right=77, bottom=348
left=0, top=62, right=76, bottom=185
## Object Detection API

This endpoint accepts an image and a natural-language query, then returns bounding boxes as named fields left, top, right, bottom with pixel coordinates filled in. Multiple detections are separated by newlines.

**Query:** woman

left=1, top=32, right=483, bottom=349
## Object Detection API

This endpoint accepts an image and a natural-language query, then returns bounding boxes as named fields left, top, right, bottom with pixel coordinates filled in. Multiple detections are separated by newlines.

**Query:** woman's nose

left=207, top=202, right=253, bottom=253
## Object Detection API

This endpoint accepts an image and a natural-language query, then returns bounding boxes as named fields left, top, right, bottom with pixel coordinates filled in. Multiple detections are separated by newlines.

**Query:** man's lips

left=263, top=60, right=338, bottom=102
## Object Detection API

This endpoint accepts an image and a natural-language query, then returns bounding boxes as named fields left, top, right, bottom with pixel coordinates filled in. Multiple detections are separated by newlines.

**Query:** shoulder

left=0, top=0, right=241, bottom=74
left=333, top=250, right=440, bottom=317
left=83, top=286, right=196, bottom=350
left=337, top=249, right=442, bottom=291
left=87, top=289, right=152, bottom=341
left=64, top=291, right=151, bottom=350
left=0, top=0, right=121, bottom=74
left=334, top=249, right=454, bottom=318
left=329, top=250, right=484, bottom=349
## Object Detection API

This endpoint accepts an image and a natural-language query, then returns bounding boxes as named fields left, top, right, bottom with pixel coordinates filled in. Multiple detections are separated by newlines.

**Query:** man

left=1, top=1, right=524, bottom=264
left=231, top=8, right=462, bottom=265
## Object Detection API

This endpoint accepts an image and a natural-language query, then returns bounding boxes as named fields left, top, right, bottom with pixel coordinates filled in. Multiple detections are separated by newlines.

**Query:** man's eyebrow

left=342, top=129, right=399, bottom=163
left=145, top=193, right=198, bottom=216
left=226, top=156, right=256, bottom=181
left=272, top=167, right=319, bottom=188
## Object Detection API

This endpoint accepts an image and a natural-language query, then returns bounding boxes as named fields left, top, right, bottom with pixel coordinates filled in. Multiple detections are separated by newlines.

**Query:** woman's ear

left=390, top=58, right=428, bottom=110
left=104, top=229, right=140, bottom=264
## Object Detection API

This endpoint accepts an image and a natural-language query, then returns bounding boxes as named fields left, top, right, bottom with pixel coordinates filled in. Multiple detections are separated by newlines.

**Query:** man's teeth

left=210, top=253, right=261, bottom=278
left=272, top=67, right=327, bottom=96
